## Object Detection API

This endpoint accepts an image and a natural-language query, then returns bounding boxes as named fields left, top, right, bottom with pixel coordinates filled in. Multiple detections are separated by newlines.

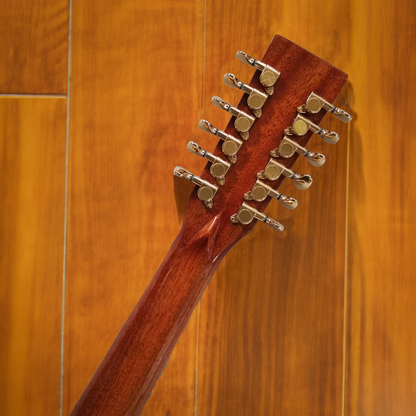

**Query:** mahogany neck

left=70, top=216, right=226, bottom=415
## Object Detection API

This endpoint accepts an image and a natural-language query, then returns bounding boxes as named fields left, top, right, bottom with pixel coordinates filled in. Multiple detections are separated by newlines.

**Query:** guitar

left=70, top=34, right=351, bottom=416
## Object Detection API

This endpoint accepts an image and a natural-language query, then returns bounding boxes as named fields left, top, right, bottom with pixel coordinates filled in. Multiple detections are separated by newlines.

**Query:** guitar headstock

left=174, top=35, right=351, bottom=260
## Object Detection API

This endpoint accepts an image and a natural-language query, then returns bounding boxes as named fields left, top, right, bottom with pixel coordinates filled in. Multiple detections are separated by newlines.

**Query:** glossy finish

left=0, top=0, right=68, bottom=93
left=0, top=98, right=67, bottom=415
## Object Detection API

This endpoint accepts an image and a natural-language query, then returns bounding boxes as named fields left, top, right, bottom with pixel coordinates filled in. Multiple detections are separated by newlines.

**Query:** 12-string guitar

left=70, top=35, right=352, bottom=415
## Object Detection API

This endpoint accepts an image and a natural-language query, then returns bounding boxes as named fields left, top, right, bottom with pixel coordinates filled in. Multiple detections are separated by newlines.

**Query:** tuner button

left=292, top=173, right=313, bottom=190
left=305, top=151, right=326, bottom=167
left=318, top=129, right=339, bottom=144
left=278, top=194, right=298, bottom=210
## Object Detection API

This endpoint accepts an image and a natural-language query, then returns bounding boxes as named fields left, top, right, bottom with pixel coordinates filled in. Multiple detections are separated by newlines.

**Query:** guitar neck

left=70, top=217, right=226, bottom=415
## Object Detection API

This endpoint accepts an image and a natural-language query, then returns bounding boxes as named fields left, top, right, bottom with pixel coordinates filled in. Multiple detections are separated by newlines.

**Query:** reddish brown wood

left=70, top=35, right=348, bottom=416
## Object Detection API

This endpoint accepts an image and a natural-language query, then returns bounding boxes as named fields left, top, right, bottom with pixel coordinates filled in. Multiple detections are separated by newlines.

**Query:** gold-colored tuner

left=236, top=51, right=280, bottom=95
left=231, top=202, right=284, bottom=231
left=173, top=166, right=218, bottom=209
left=186, top=141, right=230, bottom=186
left=198, top=120, right=242, bottom=164
left=244, top=179, right=298, bottom=209
left=257, top=159, right=312, bottom=190
left=285, top=114, right=339, bottom=144
left=223, top=73, right=268, bottom=118
left=271, top=136, right=326, bottom=167
left=297, top=92, right=352, bottom=123
left=211, top=96, right=255, bottom=140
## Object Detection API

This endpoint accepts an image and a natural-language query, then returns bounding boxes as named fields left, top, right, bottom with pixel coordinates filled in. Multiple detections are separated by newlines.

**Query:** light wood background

left=1, top=1, right=415, bottom=415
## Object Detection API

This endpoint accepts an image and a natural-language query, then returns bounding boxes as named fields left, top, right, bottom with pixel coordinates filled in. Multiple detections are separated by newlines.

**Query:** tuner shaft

left=223, top=74, right=268, bottom=118
left=231, top=202, right=284, bottom=232
left=198, top=120, right=242, bottom=163
left=298, top=92, right=352, bottom=123
left=187, top=141, right=230, bottom=185
left=173, top=166, right=218, bottom=209
left=235, top=51, right=280, bottom=95
left=211, top=96, right=255, bottom=140
left=285, top=114, right=339, bottom=144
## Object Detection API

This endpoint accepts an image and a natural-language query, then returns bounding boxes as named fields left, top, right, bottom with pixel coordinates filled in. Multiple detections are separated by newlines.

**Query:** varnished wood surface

left=0, top=98, right=67, bottom=415
left=1, top=1, right=416, bottom=415
left=345, top=2, right=416, bottom=415
left=62, top=2, right=205, bottom=415
left=0, top=0, right=68, bottom=94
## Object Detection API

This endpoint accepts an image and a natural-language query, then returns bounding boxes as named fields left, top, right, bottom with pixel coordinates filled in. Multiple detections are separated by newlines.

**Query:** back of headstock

left=175, top=35, right=350, bottom=260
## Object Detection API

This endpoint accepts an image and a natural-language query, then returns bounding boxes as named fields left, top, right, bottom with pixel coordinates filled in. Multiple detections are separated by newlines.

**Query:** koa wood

left=70, top=35, right=348, bottom=416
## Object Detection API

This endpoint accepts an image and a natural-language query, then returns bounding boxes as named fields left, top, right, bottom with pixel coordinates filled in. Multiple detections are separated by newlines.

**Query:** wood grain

left=1, top=1, right=416, bottom=415
left=62, top=1, right=205, bottom=415
left=0, top=0, right=68, bottom=94
left=0, top=97, right=67, bottom=415
left=345, top=1, right=416, bottom=415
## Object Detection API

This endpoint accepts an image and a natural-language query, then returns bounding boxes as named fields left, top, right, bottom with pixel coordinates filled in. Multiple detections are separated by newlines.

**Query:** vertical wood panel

left=0, top=0, right=69, bottom=94
left=345, top=1, right=416, bottom=415
left=63, top=1, right=205, bottom=415
left=197, top=1, right=352, bottom=415
left=0, top=97, right=67, bottom=416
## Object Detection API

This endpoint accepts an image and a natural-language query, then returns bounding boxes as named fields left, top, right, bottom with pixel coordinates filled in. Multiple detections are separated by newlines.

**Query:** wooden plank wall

left=0, top=1, right=415, bottom=416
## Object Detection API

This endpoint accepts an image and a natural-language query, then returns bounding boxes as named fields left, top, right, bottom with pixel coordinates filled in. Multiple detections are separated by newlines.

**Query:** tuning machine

left=244, top=179, right=298, bottom=209
left=187, top=141, right=230, bottom=186
left=271, top=136, right=326, bottom=167
left=211, top=96, right=255, bottom=140
left=223, top=74, right=268, bottom=118
left=231, top=202, right=284, bottom=231
left=236, top=51, right=280, bottom=95
left=257, top=159, right=312, bottom=190
left=198, top=120, right=242, bottom=164
left=173, top=166, right=218, bottom=209
left=297, top=92, right=352, bottom=123
left=285, top=114, right=339, bottom=144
